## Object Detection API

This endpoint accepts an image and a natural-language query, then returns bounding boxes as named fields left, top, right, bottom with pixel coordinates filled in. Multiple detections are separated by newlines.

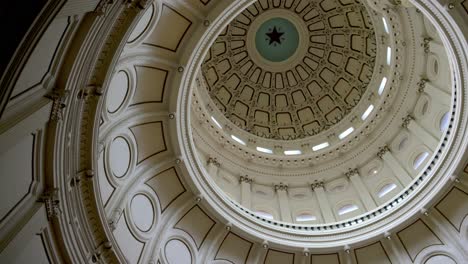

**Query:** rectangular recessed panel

left=133, top=66, right=168, bottom=105
left=255, top=110, right=270, bottom=124
left=397, top=220, right=442, bottom=261
left=130, top=121, right=167, bottom=163
left=175, top=206, right=216, bottom=248
left=212, top=42, right=227, bottom=56
left=215, top=233, right=253, bottom=264
left=311, top=254, right=340, bottom=264
left=264, top=250, right=295, bottom=264
left=277, top=112, right=292, bottom=125
left=355, top=242, right=391, bottom=264
left=205, top=67, right=219, bottom=87
left=145, top=5, right=192, bottom=52
left=0, top=134, right=34, bottom=223
left=146, top=167, right=185, bottom=212
left=253, top=125, right=270, bottom=136
left=436, top=187, right=468, bottom=231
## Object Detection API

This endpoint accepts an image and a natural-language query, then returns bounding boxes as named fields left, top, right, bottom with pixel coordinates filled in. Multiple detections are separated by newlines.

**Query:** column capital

left=45, top=89, right=69, bottom=121
left=423, top=37, right=432, bottom=53
left=239, top=175, right=253, bottom=184
left=401, top=114, right=414, bottom=128
left=274, top=182, right=288, bottom=192
left=377, top=145, right=391, bottom=159
left=94, top=0, right=114, bottom=16
left=311, top=181, right=324, bottom=190
left=207, top=157, right=220, bottom=167
left=38, top=188, right=60, bottom=221
left=417, top=78, right=429, bottom=93
left=345, top=168, right=359, bottom=178
left=77, top=85, right=103, bottom=100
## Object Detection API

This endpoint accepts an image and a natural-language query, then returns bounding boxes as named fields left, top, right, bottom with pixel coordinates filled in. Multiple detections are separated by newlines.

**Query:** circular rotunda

left=184, top=0, right=465, bottom=250
left=0, top=0, right=468, bottom=263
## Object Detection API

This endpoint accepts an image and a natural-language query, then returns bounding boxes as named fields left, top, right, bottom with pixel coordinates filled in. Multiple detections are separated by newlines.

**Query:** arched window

left=413, top=152, right=430, bottom=170
left=439, top=112, right=450, bottom=132
left=254, top=210, right=274, bottom=220
left=295, top=213, right=317, bottom=222
left=398, top=136, right=409, bottom=151
left=338, top=204, right=359, bottom=215
left=378, top=183, right=397, bottom=198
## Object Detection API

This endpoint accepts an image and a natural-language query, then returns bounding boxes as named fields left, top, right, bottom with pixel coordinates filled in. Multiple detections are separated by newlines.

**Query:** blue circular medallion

left=255, top=18, right=299, bottom=62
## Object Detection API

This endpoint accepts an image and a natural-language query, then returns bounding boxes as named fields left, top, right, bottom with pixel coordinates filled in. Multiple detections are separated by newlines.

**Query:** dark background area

left=0, top=1, right=48, bottom=79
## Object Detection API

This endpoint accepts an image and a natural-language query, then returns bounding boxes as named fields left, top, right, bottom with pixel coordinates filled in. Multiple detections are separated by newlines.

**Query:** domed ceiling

left=4, top=0, right=468, bottom=264
left=201, top=0, right=376, bottom=140
left=189, top=0, right=456, bottom=232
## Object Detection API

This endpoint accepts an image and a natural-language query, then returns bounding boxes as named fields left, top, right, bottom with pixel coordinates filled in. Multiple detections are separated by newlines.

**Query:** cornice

left=45, top=1, right=151, bottom=262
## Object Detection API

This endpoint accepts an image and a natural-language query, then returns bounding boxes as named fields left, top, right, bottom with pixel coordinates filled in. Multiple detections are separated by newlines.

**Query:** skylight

left=361, top=105, right=374, bottom=120
left=284, top=150, right=302, bottom=155
left=211, top=116, right=222, bottom=129
left=231, top=135, right=246, bottom=145
left=312, top=142, right=329, bottom=151
left=382, top=17, right=389, bottom=34
left=378, top=77, right=388, bottom=95
left=257, top=146, right=273, bottom=154
left=338, top=127, right=354, bottom=139
left=387, top=47, right=392, bottom=65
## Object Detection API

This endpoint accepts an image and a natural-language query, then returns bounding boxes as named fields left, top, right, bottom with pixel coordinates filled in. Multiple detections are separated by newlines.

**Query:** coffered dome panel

left=201, top=0, right=376, bottom=140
